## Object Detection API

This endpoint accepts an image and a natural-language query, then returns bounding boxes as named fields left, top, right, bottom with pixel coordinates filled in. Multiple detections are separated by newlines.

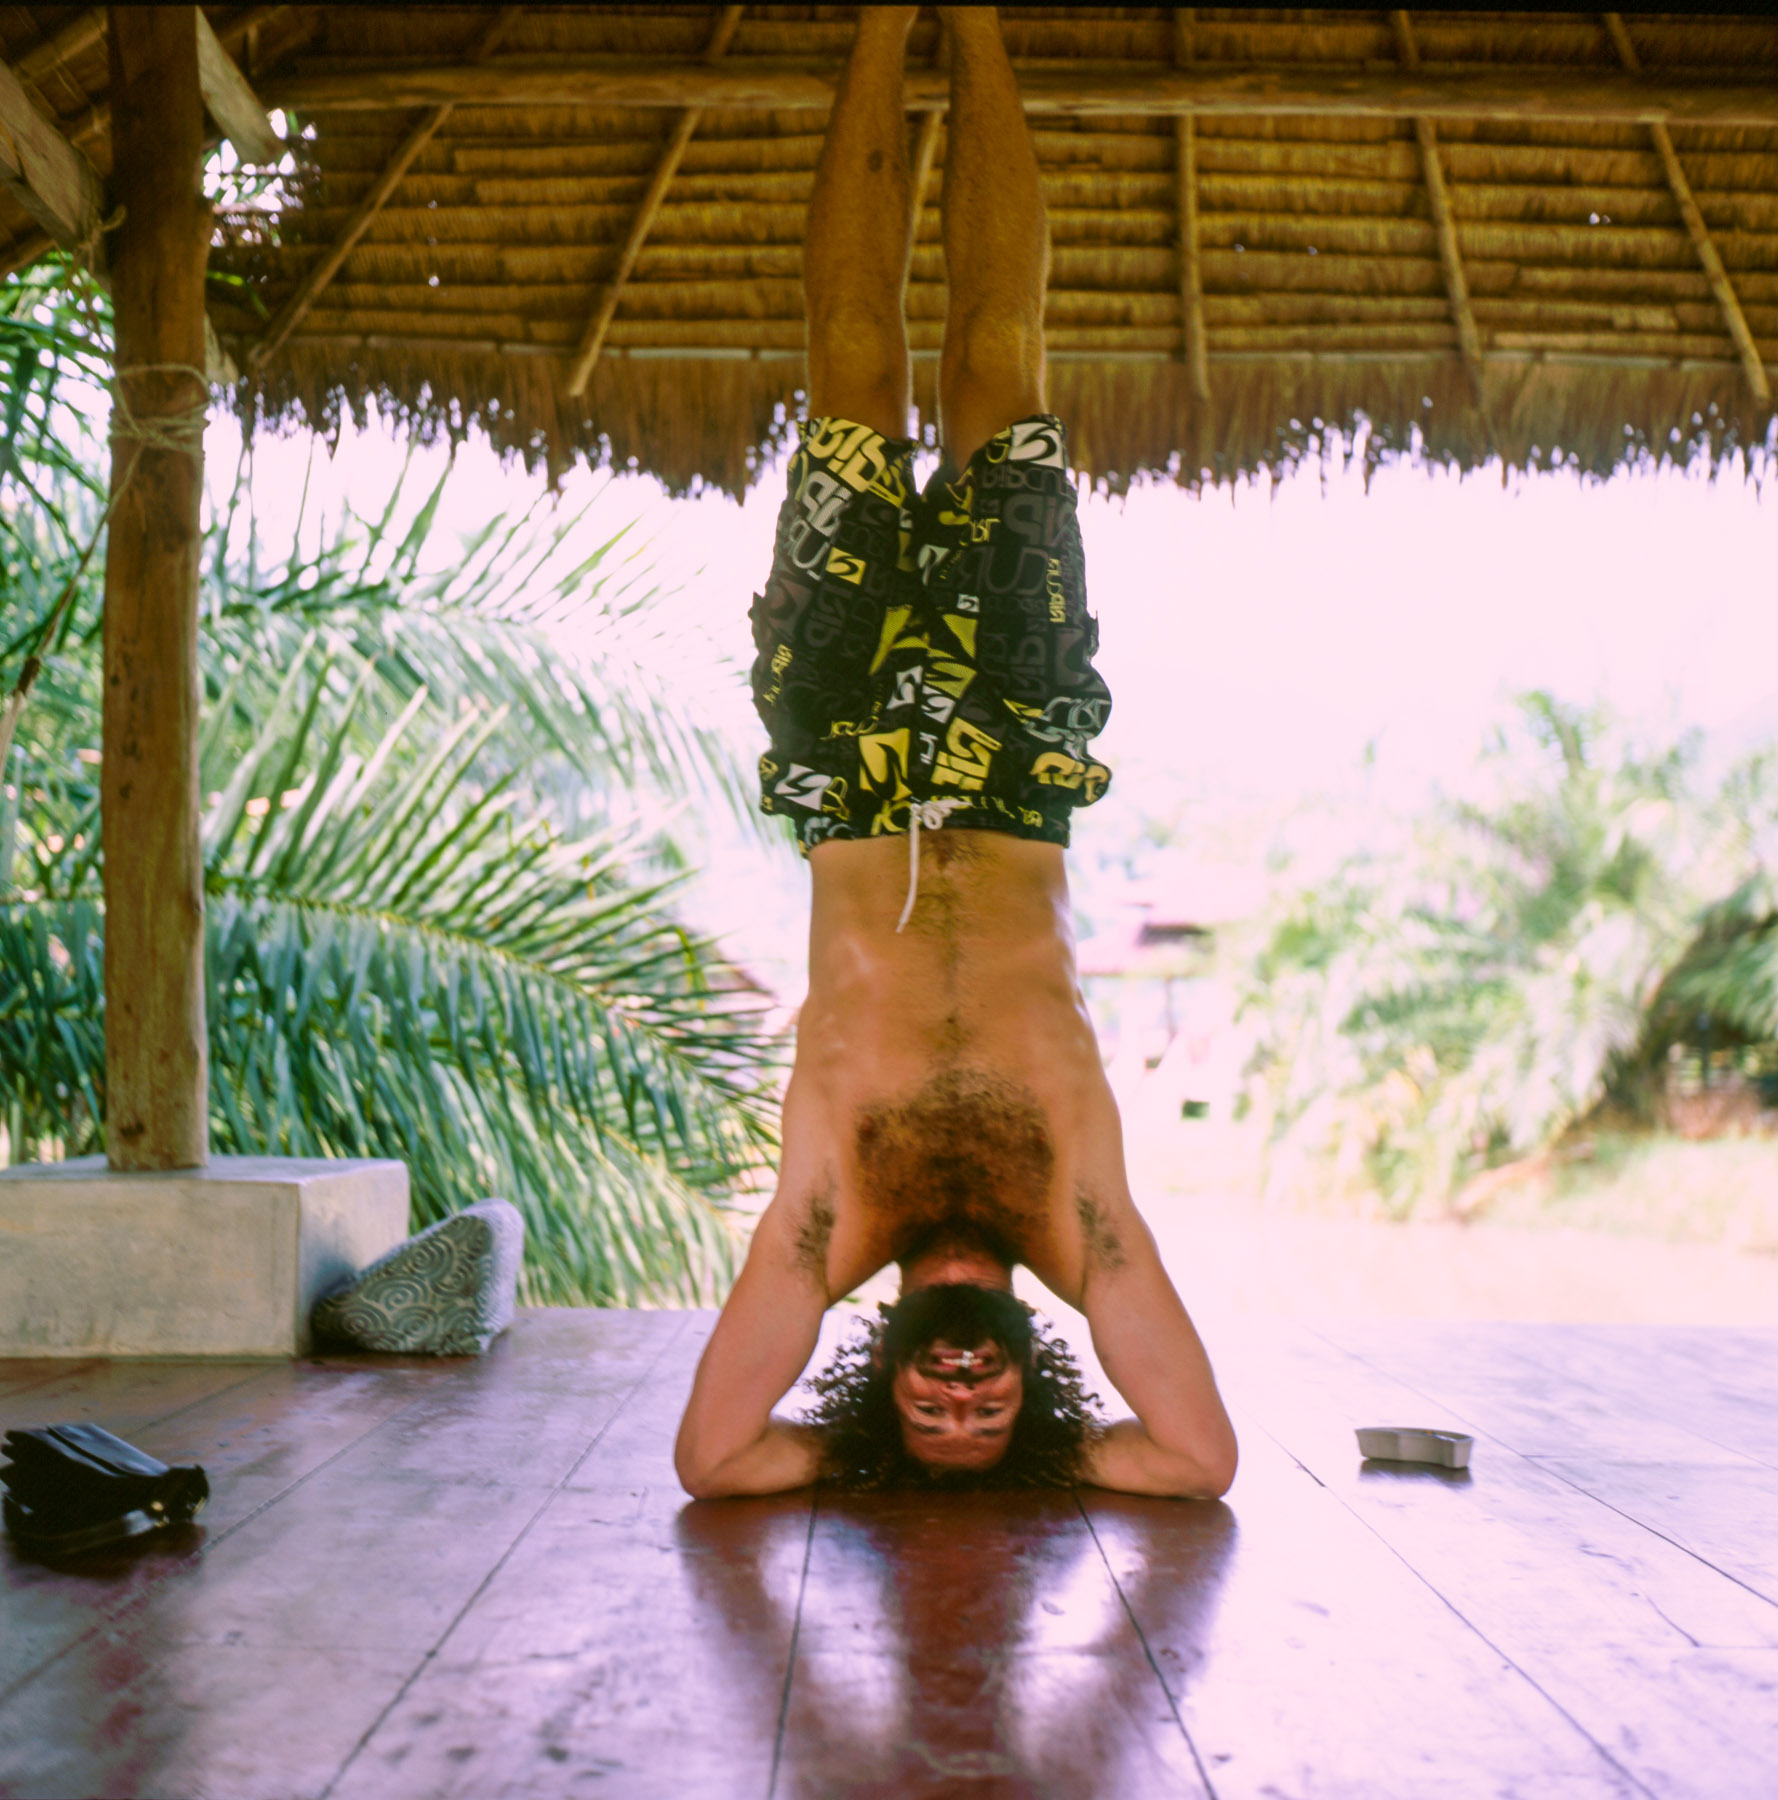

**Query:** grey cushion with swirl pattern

left=311, top=1200, right=524, bottom=1355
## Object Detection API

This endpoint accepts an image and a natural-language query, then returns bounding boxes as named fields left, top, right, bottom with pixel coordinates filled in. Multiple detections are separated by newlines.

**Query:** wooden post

left=102, top=7, right=211, bottom=1170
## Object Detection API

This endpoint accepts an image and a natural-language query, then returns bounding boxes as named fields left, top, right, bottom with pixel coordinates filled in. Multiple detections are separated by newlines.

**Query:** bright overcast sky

left=210, top=413, right=1775, bottom=985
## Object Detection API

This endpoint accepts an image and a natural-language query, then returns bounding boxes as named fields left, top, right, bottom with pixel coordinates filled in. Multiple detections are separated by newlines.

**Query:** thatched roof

left=4, top=6, right=1777, bottom=492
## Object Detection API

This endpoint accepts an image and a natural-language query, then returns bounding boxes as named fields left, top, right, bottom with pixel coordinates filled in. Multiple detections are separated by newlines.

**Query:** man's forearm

left=1081, top=1417, right=1237, bottom=1500
left=676, top=1418, right=824, bottom=1499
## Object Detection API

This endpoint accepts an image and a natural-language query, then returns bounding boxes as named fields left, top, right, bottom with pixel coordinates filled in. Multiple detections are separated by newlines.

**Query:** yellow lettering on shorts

left=807, top=417, right=868, bottom=464
left=1046, top=557, right=1067, bottom=624
left=859, top=729, right=912, bottom=801
left=944, top=615, right=978, bottom=660
left=971, top=516, right=997, bottom=543
left=826, top=547, right=866, bottom=586
left=1032, top=751, right=1086, bottom=790
left=870, top=605, right=914, bottom=674
left=933, top=717, right=1001, bottom=791
left=927, top=651, right=975, bottom=701
left=864, top=459, right=907, bottom=507
left=837, top=434, right=890, bottom=494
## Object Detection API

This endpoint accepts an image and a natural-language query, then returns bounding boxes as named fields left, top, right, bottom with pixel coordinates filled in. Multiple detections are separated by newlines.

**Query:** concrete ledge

left=0, top=1156, right=410, bottom=1356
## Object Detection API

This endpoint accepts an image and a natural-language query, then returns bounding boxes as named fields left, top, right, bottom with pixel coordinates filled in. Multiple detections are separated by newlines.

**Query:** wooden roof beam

left=264, top=61, right=1778, bottom=130
left=195, top=7, right=281, bottom=164
left=16, top=8, right=106, bottom=94
left=247, top=7, right=522, bottom=372
left=0, top=51, right=102, bottom=250
left=1173, top=10, right=1209, bottom=410
left=563, top=5, right=743, bottom=399
left=1392, top=12, right=1489, bottom=425
left=1604, top=13, right=1770, bottom=408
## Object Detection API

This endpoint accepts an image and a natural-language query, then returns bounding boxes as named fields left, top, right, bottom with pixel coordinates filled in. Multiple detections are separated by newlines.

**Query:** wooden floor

left=2, top=1311, right=1775, bottom=1800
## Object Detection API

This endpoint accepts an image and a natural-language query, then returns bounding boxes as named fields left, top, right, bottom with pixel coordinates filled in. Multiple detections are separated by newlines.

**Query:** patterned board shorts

left=749, top=413, right=1113, bottom=851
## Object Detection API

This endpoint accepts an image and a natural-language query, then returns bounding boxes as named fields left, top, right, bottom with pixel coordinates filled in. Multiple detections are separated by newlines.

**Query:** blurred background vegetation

left=1237, top=695, right=1778, bottom=1218
left=0, top=258, right=782, bottom=1306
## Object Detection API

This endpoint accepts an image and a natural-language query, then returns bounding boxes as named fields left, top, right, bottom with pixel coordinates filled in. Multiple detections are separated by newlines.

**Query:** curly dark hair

left=803, top=1285, right=1102, bottom=1491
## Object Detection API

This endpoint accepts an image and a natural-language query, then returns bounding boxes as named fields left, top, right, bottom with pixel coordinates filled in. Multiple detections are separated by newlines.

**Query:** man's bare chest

left=826, top=1066, right=1082, bottom=1281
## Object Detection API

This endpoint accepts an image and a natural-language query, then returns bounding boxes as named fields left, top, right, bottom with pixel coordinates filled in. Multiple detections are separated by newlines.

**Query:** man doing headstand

left=675, top=7, right=1237, bottom=1499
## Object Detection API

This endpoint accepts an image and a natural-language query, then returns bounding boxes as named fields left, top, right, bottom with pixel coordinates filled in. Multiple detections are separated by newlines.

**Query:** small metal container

left=1356, top=1427, right=1473, bottom=1469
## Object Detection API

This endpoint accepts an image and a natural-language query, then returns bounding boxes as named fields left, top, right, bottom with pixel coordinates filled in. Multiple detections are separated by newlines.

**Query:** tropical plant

left=1, top=258, right=783, bottom=1304
left=1244, top=694, right=1778, bottom=1214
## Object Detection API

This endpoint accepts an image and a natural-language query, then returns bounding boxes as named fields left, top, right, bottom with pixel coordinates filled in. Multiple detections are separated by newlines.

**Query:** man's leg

left=805, top=6, right=918, bottom=441
left=939, top=7, right=1049, bottom=466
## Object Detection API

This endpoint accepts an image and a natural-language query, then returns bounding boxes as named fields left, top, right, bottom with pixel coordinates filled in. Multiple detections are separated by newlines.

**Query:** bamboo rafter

left=1604, top=11, right=1771, bottom=406
left=248, top=7, right=522, bottom=372
left=563, top=5, right=744, bottom=399
left=262, top=61, right=1778, bottom=129
left=1391, top=11, right=1489, bottom=420
left=1173, top=9, right=1209, bottom=409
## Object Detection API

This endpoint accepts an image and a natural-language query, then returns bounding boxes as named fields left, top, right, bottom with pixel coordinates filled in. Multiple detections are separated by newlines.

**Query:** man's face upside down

left=885, top=1283, right=1030, bottom=1476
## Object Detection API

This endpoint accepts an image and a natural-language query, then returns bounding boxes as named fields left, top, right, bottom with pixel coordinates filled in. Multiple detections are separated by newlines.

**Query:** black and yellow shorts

left=749, top=413, right=1112, bottom=851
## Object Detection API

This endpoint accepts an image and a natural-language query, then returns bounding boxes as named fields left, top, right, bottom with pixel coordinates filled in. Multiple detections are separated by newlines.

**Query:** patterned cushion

left=311, top=1200, right=525, bottom=1355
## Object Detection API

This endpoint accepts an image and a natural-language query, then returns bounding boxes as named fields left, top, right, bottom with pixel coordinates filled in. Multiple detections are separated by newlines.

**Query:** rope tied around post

left=107, top=361, right=213, bottom=458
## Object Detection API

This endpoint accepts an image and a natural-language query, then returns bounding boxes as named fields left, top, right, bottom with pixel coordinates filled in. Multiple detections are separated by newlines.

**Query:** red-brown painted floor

left=2, top=1310, right=1776, bottom=1798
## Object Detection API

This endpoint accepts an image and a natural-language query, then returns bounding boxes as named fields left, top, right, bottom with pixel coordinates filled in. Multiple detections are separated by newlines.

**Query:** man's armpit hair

left=790, top=1183, right=837, bottom=1280
left=1075, top=1187, right=1126, bottom=1271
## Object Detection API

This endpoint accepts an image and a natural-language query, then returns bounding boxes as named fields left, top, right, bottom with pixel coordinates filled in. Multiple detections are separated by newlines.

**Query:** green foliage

left=1, top=262, right=782, bottom=1304
left=1245, top=695, right=1778, bottom=1214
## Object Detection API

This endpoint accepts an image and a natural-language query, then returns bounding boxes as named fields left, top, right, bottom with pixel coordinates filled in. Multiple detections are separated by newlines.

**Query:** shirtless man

left=674, top=6, right=1237, bottom=1500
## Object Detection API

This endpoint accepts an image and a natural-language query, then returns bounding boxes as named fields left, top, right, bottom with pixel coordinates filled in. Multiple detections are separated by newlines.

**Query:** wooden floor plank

left=1324, top=1321, right=1778, bottom=1468
left=0, top=1361, right=100, bottom=1402
left=0, top=1359, right=273, bottom=1439
left=1225, top=1326, right=1778, bottom=1798
left=0, top=1311, right=688, bottom=1800
left=1495, top=1325, right=1778, bottom=1471
left=0, top=1361, right=454, bottom=1700
left=328, top=1317, right=804, bottom=1800
left=779, top=1489, right=1210, bottom=1799
left=1531, top=1460, right=1778, bottom=1609
left=1085, top=1422, right=1643, bottom=1800
left=562, top=1309, right=710, bottom=1488
left=2, top=1314, right=1771, bottom=1799
left=0, top=1644, right=418, bottom=1800
left=329, top=1493, right=812, bottom=1800
left=319, top=1307, right=687, bottom=1492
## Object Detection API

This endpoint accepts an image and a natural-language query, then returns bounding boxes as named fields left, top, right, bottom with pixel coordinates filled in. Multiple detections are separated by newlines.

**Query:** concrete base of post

left=0, top=1157, right=410, bottom=1357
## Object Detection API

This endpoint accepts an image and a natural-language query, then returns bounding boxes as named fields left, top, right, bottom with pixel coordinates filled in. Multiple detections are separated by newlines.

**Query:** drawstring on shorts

left=895, top=798, right=971, bottom=932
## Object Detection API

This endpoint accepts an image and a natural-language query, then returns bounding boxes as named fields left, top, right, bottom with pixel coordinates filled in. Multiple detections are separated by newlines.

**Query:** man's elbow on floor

left=673, top=1427, right=730, bottom=1500
left=674, top=1456, right=723, bottom=1501
left=1194, top=1438, right=1239, bottom=1500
